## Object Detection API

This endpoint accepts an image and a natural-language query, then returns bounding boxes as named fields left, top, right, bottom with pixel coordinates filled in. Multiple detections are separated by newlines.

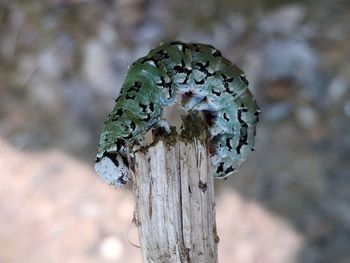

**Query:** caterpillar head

left=94, top=148, right=130, bottom=187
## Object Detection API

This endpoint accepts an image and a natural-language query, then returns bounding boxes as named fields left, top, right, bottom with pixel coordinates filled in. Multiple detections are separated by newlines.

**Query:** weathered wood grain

left=133, top=138, right=218, bottom=263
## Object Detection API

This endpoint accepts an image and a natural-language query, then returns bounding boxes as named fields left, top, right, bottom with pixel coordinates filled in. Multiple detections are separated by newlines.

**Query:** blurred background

left=0, top=0, right=349, bottom=262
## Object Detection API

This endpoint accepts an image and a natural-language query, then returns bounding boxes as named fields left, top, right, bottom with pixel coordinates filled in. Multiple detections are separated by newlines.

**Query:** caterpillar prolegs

left=95, top=41, right=260, bottom=187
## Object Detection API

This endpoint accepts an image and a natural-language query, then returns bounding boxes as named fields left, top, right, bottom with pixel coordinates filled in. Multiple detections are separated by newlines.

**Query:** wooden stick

left=133, top=135, right=219, bottom=263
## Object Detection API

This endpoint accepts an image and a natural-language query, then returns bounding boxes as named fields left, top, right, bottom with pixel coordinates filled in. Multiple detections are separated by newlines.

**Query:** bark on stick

left=133, top=135, right=219, bottom=263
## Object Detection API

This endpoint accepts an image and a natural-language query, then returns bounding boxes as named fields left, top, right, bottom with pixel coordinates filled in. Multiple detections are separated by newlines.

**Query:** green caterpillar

left=95, top=41, right=260, bottom=187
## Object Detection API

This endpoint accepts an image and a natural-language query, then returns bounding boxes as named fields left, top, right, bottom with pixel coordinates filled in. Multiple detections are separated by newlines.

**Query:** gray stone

left=295, top=105, right=318, bottom=129
left=328, top=76, right=347, bottom=104
left=259, top=5, right=305, bottom=36
left=344, top=100, right=350, bottom=118
left=264, top=102, right=291, bottom=121
left=82, top=39, right=121, bottom=95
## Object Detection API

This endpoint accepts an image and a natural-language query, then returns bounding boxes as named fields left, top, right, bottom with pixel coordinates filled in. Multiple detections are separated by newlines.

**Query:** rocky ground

left=0, top=0, right=349, bottom=262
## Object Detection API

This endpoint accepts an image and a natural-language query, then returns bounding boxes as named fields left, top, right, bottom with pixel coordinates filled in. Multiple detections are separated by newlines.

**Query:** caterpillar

left=95, top=41, right=260, bottom=187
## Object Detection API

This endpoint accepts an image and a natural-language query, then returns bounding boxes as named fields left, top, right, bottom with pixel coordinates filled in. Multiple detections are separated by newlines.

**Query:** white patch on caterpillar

left=145, top=60, right=157, bottom=67
left=94, top=155, right=129, bottom=187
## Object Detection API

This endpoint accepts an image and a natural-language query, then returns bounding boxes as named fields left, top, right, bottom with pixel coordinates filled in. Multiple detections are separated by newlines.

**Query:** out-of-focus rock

left=97, top=22, right=118, bottom=46
left=327, top=76, right=347, bottom=104
left=264, top=102, right=292, bottom=121
left=136, top=21, right=164, bottom=46
left=261, top=39, right=317, bottom=85
left=82, top=39, right=121, bottom=95
left=344, top=100, right=350, bottom=118
left=295, top=105, right=318, bottom=130
left=211, top=16, right=246, bottom=50
left=259, top=5, right=305, bottom=35
left=259, top=39, right=325, bottom=104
